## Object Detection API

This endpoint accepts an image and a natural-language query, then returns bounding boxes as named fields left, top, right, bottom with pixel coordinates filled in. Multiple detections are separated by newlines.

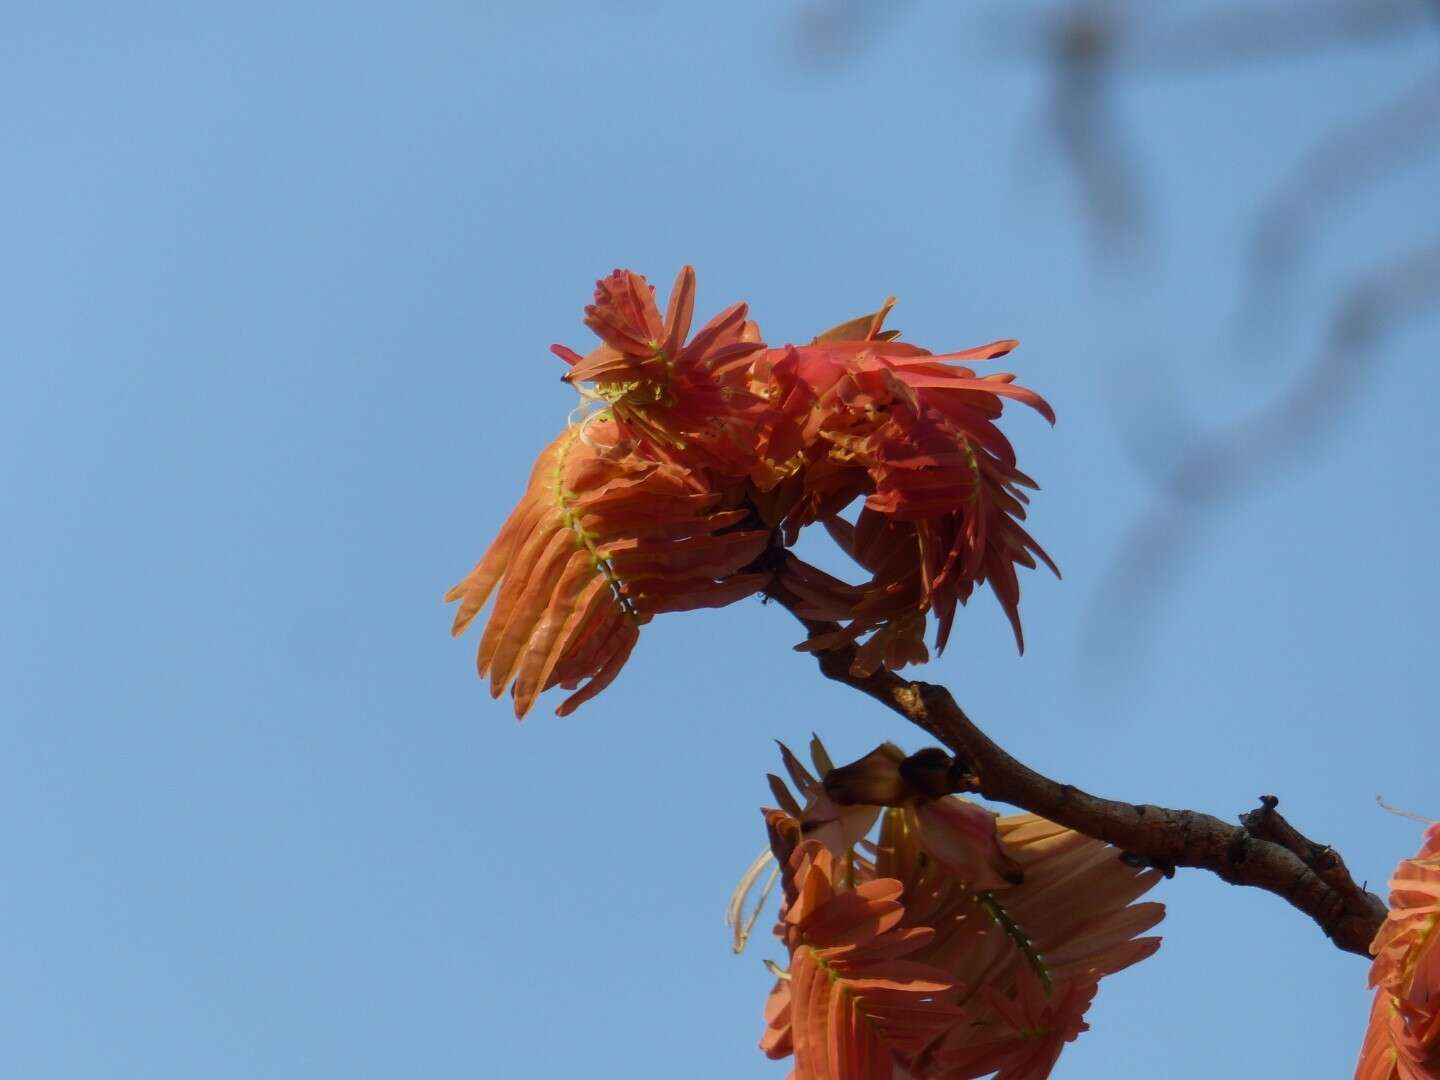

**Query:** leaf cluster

left=448, top=268, right=1054, bottom=715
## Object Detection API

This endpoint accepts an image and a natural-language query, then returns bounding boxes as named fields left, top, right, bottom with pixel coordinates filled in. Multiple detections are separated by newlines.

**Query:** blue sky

left=3, top=3, right=1437, bottom=1076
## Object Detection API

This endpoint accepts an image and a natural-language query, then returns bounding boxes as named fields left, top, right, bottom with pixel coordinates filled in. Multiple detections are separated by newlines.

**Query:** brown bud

left=899, top=747, right=962, bottom=799
left=823, top=743, right=910, bottom=806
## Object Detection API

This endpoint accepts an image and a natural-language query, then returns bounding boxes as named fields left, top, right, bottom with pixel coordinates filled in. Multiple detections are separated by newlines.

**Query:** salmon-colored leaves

left=775, top=845, right=961, bottom=1078
left=757, top=314, right=1058, bottom=659
left=1356, top=824, right=1440, bottom=1079
left=557, top=266, right=766, bottom=473
left=446, top=423, right=767, bottom=717
left=915, top=796, right=1026, bottom=893
left=450, top=267, right=1055, bottom=714
left=938, top=971, right=1098, bottom=1080
left=737, top=739, right=1165, bottom=1080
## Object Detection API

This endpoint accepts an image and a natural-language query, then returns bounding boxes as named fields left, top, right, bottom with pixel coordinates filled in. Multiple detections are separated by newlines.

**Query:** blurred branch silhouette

left=789, top=0, right=1440, bottom=683
left=1085, top=241, right=1440, bottom=671
left=1237, top=69, right=1440, bottom=334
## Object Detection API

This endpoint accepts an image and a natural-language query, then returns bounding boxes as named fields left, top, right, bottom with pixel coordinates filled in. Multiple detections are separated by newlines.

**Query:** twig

left=764, top=577, right=1389, bottom=958
left=1240, top=795, right=1381, bottom=924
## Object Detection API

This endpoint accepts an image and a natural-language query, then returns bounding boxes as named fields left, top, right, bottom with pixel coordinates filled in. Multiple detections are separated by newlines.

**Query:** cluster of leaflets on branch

left=1357, top=823, right=1440, bottom=1079
left=447, top=267, right=1055, bottom=716
left=445, top=267, right=1437, bottom=1080
left=728, top=738, right=1166, bottom=1079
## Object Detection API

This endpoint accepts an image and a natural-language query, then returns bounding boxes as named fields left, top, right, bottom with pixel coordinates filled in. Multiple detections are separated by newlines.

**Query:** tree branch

left=764, top=580, right=1388, bottom=958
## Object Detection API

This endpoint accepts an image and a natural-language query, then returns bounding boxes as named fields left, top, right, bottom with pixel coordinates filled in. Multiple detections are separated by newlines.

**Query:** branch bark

left=765, top=580, right=1388, bottom=959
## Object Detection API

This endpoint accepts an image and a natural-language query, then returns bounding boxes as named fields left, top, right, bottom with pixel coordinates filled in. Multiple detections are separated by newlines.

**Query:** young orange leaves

left=1356, top=823, right=1440, bottom=1079
left=449, top=267, right=1056, bottom=714
left=445, top=422, right=767, bottom=717
left=733, top=739, right=1165, bottom=1079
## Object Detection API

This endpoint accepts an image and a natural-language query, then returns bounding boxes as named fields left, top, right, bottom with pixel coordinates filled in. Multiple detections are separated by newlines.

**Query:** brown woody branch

left=765, top=580, right=1388, bottom=958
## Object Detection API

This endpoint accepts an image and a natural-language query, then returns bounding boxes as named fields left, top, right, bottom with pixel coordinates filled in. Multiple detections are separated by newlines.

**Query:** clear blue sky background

left=4, top=3, right=1437, bottom=1077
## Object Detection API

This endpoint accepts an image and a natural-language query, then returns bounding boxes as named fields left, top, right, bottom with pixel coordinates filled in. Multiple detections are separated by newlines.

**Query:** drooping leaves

left=751, top=303, right=1056, bottom=661
left=450, top=266, right=1056, bottom=713
left=735, top=738, right=1166, bottom=1080
left=765, top=842, right=961, bottom=1077
left=1357, top=823, right=1440, bottom=1079
left=446, top=423, right=767, bottom=716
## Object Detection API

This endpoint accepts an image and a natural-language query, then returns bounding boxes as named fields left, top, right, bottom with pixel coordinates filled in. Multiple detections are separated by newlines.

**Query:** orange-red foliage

left=445, top=423, right=769, bottom=716
left=735, top=739, right=1165, bottom=1079
left=1357, top=824, right=1440, bottom=1079
left=449, top=267, right=1055, bottom=715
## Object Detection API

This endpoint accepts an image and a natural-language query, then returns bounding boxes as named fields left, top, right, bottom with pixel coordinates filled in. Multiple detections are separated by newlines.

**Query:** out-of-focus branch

left=1121, top=0, right=1434, bottom=75
left=1240, top=71, right=1440, bottom=334
left=764, top=576, right=1389, bottom=958
left=787, top=0, right=913, bottom=63
left=999, top=1, right=1440, bottom=257
left=992, top=0, right=1436, bottom=78
left=1085, top=241, right=1440, bottom=672
left=1045, top=5, right=1146, bottom=255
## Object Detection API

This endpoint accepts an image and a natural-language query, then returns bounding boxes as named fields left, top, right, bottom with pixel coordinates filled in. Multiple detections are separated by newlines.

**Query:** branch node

left=1119, top=850, right=1177, bottom=878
